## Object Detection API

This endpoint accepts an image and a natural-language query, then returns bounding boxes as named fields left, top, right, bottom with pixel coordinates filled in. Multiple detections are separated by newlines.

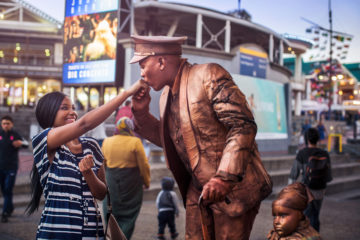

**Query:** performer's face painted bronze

left=272, top=204, right=302, bottom=237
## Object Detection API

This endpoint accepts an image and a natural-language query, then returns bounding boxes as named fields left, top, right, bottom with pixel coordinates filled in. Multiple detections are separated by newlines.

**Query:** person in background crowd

left=156, top=177, right=179, bottom=240
left=115, top=100, right=133, bottom=123
left=267, top=182, right=321, bottom=240
left=102, top=117, right=150, bottom=239
left=316, top=120, right=326, bottom=145
left=26, top=80, right=147, bottom=239
left=301, top=119, right=312, bottom=147
left=289, top=128, right=332, bottom=232
left=0, top=116, right=23, bottom=223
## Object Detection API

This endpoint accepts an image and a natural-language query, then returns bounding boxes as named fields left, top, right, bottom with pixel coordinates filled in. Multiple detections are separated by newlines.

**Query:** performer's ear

left=158, top=56, right=165, bottom=71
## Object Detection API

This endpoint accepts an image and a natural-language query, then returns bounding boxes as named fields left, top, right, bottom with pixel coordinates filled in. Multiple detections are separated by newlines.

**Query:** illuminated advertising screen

left=232, top=74, right=288, bottom=140
left=63, top=0, right=119, bottom=84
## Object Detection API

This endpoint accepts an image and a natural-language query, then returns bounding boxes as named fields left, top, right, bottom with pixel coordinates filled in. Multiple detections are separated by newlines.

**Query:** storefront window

left=104, top=87, right=117, bottom=104
left=0, top=78, right=60, bottom=107
left=76, top=87, right=88, bottom=110
left=90, top=88, right=99, bottom=108
left=0, top=40, right=54, bottom=66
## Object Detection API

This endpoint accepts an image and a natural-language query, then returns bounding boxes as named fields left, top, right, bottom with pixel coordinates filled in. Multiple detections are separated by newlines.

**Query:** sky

left=27, top=0, right=360, bottom=63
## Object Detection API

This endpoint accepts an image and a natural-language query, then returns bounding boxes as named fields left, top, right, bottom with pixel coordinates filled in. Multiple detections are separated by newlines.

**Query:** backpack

left=304, top=152, right=330, bottom=190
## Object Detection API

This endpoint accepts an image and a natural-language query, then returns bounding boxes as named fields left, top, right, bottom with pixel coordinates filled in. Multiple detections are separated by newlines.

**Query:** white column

left=306, top=79, right=311, bottom=100
left=333, top=81, right=338, bottom=105
left=0, top=78, right=4, bottom=106
left=294, top=54, right=302, bottom=82
left=19, top=5, right=23, bottom=22
left=196, top=14, right=203, bottom=48
left=130, top=1, right=134, bottom=35
left=70, top=87, right=75, bottom=103
left=279, top=40, right=284, bottom=65
left=23, top=77, right=28, bottom=105
left=123, top=47, right=133, bottom=89
left=295, top=91, right=302, bottom=116
left=225, top=20, right=231, bottom=53
left=269, top=34, right=274, bottom=62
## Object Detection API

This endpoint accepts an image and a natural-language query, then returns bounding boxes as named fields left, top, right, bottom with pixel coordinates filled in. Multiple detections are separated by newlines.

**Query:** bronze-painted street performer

left=130, top=35, right=272, bottom=240
left=267, top=182, right=321, bottom=240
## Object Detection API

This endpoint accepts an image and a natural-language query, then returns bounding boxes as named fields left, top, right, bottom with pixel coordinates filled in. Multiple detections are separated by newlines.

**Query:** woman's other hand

left=79, top=154, right=95, bottom=173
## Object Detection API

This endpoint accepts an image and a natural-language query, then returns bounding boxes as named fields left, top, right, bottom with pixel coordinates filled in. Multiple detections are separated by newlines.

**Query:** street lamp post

left=328, top=0, right=333, bottom=119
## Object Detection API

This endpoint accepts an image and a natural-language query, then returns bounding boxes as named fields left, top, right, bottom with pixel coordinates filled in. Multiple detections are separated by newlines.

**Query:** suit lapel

left=179, top=64, right=200, bottom=170
left=159, top=86, right=171, bottom=168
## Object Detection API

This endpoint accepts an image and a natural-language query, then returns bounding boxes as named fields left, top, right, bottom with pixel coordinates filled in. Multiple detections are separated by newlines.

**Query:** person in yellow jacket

left=102, top=116, right=150, bottom=239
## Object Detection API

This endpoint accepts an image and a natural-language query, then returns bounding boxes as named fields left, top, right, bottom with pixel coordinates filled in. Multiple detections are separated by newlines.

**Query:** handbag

left=94, top=189, right=127, bottom=240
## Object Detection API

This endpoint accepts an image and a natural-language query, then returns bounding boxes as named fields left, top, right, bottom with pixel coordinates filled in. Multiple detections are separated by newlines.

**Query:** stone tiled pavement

left=0, top=197, right=359, bottom=240
left=2, top=150, right=360, bottom=239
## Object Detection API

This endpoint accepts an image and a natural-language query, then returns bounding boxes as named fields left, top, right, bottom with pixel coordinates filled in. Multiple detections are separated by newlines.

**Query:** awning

left=301, top=100, right=329, bottom=111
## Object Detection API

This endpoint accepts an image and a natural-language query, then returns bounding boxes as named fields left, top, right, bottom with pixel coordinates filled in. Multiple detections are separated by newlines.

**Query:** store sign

left=232, top=74, right=288, bottom=140
left=239, top=47, right=267, bottom=79
left=63, top=0, right=119, bottom=84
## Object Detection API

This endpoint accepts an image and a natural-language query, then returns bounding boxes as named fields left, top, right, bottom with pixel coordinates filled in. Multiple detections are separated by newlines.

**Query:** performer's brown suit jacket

left=133, top=60, right=272, bottom=238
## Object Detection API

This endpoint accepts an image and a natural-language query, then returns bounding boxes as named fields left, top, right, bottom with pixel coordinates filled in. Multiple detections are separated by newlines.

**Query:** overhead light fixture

left=16, top=43, right=21, bottom=51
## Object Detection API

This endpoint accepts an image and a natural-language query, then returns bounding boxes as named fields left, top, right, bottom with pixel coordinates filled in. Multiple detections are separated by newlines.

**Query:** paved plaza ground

left=0, top=197, right=359, bottom=240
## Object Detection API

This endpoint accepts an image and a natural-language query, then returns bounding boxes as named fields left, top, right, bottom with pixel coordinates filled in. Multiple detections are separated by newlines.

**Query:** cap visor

left=129, top=55, right=148, bottom=64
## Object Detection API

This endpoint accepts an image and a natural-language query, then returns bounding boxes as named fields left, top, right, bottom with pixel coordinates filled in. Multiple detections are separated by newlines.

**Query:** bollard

left=328, top=133, right=342, bottom=153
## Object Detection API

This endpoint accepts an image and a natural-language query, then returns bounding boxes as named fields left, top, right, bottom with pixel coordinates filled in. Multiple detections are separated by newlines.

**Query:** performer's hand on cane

left=201, top=177, right=233, bottom=203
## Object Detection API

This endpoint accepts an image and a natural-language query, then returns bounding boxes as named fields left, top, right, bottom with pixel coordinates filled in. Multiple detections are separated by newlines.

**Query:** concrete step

left=3, top=175, right=360, bottom=209
left=268, top=162, right=360, bottom=186
left=268, top=175, right=360, bottom=200
left=148, top=162, right=173, bottom=183
left=261, top=154, right=359, bottom=172
left=327, top=189, right=360, bottom=201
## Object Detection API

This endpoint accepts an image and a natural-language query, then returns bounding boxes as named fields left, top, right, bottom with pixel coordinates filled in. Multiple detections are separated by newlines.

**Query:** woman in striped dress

left=26, top=80, right=147, bottom=239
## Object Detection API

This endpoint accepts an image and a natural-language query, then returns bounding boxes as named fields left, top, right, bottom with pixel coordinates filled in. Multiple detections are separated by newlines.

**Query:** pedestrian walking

left=289, top=128, right=333, bottom=232
left=301, top=119, right=311, bottom=147
left=101, top=116, right=150, bottom=239
left=26, top=80, right=147, bottom=239
left=0, top=116, right=24, bottom=223
left=156, top=177, right=179, bottom=240
left=316, top=120, right=326, bottom=145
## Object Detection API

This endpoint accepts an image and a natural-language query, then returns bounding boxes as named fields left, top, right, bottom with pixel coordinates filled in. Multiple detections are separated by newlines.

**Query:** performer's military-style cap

left=129, top=35, right=187, bottom=64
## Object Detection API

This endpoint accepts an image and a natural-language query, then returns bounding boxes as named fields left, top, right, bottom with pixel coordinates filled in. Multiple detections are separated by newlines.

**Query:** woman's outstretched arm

left=47, top=80, right=148, bottom=151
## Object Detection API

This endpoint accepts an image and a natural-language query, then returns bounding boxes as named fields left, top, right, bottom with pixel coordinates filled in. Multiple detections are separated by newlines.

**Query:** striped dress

left=32, top=128, right=105, bottom=240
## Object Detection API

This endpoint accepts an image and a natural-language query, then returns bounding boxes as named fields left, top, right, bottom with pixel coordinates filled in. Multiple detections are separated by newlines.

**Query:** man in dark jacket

left=0, top=116, right=23, bottom=222
left=289, top=127, right=332, bottom=232
left=130, top=35, right=272, bottom=239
